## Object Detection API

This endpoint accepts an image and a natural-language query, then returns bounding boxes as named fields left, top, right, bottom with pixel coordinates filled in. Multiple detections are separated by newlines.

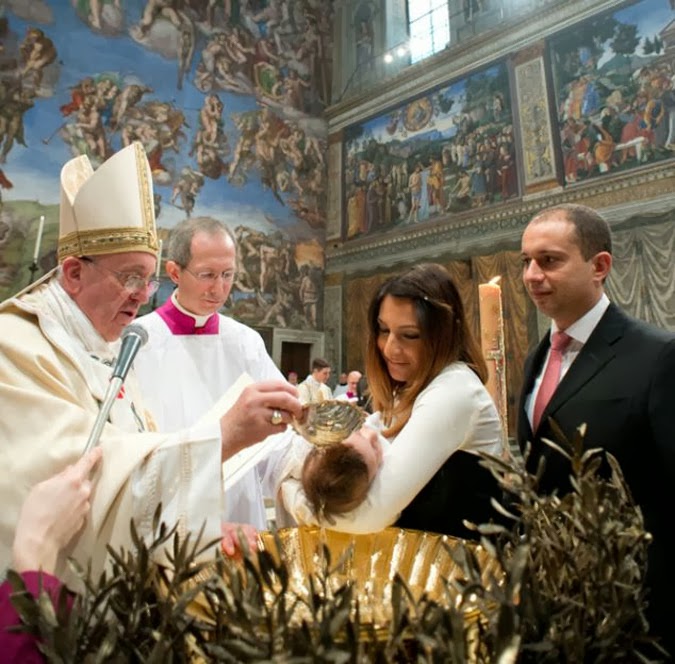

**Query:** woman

left=281, top=263, right=504, bottom=538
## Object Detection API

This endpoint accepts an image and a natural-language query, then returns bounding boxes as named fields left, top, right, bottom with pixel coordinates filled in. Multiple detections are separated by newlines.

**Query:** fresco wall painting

left=0, top=0, right=332, bottom=330
left=342, top=61, right=519, bottom=240
left=325, top=136, right=343, bottom=241
left=550, top=0, right=675, bottom=185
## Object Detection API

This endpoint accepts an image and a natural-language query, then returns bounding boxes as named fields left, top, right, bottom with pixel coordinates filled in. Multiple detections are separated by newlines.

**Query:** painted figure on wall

left=0, top=0, right=332, bottom=329
left=550, top=0, right=675, bottom=184
left=342, top=62, right=518, bottom=240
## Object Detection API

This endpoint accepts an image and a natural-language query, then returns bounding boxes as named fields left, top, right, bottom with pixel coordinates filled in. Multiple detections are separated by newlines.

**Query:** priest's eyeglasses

left=81, top=256, right=160, bottom=296
left=182, top=266, right=235, bottom=284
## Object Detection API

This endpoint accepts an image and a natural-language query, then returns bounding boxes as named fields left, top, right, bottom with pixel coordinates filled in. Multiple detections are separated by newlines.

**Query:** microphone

left=112, top=324, right=149, bottom=381
left=82, top=324, right=149, bottom=454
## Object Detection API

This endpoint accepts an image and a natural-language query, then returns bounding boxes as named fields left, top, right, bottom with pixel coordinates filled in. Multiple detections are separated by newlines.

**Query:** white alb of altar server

left=134, top=218, right=295, bottom=530
left=135, top=294, right=294, bottom=529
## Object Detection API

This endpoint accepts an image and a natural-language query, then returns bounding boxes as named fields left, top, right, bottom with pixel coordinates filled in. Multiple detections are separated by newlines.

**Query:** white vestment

left=297, top=375, right=332, bottom=404
left=0, top=279, right=224, bottom=584
left=135, top=306, right=291, bottom=529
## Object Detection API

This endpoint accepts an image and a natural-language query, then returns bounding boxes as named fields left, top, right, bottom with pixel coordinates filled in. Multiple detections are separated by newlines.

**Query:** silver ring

left=270, top=409, right=283, bottom=426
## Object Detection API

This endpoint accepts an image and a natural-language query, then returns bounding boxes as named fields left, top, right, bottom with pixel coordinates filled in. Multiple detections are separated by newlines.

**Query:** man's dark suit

left=518, top=302, right=675, bottom=656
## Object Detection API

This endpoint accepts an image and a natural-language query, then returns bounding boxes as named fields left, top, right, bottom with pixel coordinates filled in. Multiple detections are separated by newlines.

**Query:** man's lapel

left=544, top=304, right=625, bottom=419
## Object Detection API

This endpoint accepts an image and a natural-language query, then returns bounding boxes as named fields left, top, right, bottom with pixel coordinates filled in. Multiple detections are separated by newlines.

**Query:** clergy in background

left=297, top=357, right=333, bottom=404
left=135, top=217, right=295, bottom=530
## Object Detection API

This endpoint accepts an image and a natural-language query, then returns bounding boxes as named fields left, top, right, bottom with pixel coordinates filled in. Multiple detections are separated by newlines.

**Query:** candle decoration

left=478, top=276, right=508, bottom=441
left=28, top=215, right=46, bottom=285
left=33, top=215, right=45, bottom=264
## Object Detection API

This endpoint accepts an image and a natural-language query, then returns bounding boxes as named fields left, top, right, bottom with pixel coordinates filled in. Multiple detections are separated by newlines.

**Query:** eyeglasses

left=81, top=256, right=160, bottom=296
left=182, top=266, right=235, bottom=285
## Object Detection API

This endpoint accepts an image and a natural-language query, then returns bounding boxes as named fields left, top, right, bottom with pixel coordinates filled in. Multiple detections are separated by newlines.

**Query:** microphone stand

left=81, top=324, right=148, bottom=455
left=82, top=377, right=124, bottom=454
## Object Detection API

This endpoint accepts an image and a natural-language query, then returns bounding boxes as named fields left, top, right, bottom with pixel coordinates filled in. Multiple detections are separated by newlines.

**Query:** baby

left=276, top=424, right=385, bottom=526
left=301, top=426, right=383, bottom=521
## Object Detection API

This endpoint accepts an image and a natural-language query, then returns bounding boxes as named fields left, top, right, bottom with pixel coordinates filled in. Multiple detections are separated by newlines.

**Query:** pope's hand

left=219, top=380, right=302, bottom=460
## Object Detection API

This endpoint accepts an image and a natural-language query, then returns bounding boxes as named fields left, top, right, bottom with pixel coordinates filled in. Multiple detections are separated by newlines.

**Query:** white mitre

left=58, top=141, right=158, bottom=262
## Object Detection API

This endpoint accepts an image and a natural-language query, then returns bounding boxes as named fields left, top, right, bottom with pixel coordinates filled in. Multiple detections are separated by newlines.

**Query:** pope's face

left=76, top=252, right=157, bottom=341
left=168, top=230, right=236, bottom=316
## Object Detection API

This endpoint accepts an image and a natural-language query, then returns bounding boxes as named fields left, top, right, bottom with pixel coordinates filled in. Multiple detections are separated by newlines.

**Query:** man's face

left=521, top=214, right=610, bottom=329
left=347, top=372, right=361, bottom=394
left=167, top=230, right=236, bottom=316
left=314, top=367, right=331, bottom=384
left=74, top=252, right=157, bottom=341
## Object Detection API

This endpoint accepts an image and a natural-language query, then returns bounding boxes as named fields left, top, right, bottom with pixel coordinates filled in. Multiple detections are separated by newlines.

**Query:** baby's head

left=301, top=428, right=383, bottom=522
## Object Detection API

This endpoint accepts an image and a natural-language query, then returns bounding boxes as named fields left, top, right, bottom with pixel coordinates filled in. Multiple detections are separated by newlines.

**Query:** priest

left=135, top=217, right=295, bottom=530
left=0, top=143, right=302, bottom=582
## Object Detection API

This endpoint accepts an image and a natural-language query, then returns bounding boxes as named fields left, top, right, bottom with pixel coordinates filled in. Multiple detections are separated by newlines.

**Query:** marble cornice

left=325, top=164, right=675, bottom=274
left=327, top=0, right=627, bottom=132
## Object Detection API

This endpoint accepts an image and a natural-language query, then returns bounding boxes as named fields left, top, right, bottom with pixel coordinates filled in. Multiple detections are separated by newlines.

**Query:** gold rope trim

left=133, top=141, right=158, bottom=245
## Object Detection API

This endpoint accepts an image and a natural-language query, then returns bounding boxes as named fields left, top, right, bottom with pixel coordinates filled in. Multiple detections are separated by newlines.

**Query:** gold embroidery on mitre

left=58, top=228, right=158, bottom=260
left=133, top=141, right=157, bottom=247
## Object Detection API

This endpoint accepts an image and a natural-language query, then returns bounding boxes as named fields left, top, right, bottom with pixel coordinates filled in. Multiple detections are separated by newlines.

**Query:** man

left=332, top=371, right=348, bottom=397
left=297, top=357, right=332, bottom=404
left=0, top=143, right=301, bottom=581
left=518, top=203, right=675, bottom=655
left=335, top=370, right=362, bottom=403
left=135, top=217, right=294, bottom=529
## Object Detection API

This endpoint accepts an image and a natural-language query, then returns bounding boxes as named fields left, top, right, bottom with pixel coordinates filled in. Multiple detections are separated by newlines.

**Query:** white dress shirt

left=526, top=293, right=610, bottom=425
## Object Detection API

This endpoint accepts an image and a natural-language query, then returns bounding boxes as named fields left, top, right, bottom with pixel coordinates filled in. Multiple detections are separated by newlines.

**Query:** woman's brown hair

left=365, top=263, right=487, bottom=438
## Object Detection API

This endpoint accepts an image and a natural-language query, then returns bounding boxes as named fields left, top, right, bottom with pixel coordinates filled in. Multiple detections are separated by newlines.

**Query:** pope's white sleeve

left=129, top=421, right=223, bottom=561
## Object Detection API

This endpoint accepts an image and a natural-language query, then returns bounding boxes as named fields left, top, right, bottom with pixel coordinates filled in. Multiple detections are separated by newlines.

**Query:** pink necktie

left=532, top=331, right=572, bottom=431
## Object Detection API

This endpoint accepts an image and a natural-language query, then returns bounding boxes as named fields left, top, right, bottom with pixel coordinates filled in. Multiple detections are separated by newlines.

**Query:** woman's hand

left=12, top=448, right=103, bottom=574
